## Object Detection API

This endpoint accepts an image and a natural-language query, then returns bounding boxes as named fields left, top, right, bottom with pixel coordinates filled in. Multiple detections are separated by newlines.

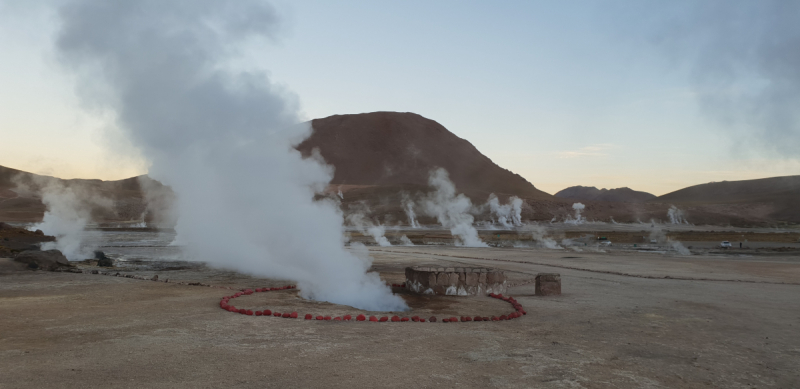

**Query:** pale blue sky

left=1, top=1, right=798, bottom=195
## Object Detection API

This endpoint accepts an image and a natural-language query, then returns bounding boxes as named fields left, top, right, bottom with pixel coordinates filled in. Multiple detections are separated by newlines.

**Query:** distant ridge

left=555, top=186, right=656, bottom=203
left=656, top=175, right=800, bottom=222
left=0, top=164, right=173, bottom=224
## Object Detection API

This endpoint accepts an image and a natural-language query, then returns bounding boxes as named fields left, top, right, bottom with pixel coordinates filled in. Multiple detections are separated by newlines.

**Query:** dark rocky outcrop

left=14, top=250, right=72, bottom=271
left=94, top=251, right=113, bottom=267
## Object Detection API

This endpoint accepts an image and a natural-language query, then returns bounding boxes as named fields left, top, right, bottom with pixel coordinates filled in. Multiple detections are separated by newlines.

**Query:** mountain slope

left=297, top=112, right=553, bottom=200
left=0, top=164, right=173, bottom=224
left=656, top=176, right=800, bottom=223
left=555, top=186, right=656, bottom=203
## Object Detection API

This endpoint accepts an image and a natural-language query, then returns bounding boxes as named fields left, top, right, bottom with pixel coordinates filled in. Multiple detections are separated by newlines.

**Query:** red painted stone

left=411, top=317, right=419, bottom=322
left=246, top=310, right=253, bottom=316
left=491, top=316, right=499, bottom=321
left=356, top=314, right=366, bottom=321
left=304, top=314, right=312, bottom=320
left=474, top=316, right=483, bottom=321
left=290, top=312, right=298, bottom=319
left=369, top=316, right=378, bottom=322
left=324, top=316, right=332, bottom=321
left=255, top=311, right=262, bottom=316
left=238, top=309, right=246, bottom=314
left=401, top=317, right=409, bottom=322
left=334, top=317, right=342, bottom=321
left=273, top=312, right=281, bottom=317
left=420, top=318, right=426, bottom=322
left=391, top=316, right=400, bottom=322
left=450, top=317, right=458, bottom=323
left=263, top=309, right=272, bottom=316
left=316, top=315, right=324, bottom=320
left=429, top=317, right=437, bottom=322
left=343, top=315, right=352, bottom=321
left=499, top=315, right=507, bottom=320
left=379, top=317, right=388, bottom=322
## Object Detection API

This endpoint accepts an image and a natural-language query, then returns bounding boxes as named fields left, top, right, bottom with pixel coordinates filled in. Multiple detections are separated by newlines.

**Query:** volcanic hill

left=298, top=112, right=553, bottom=201
left=555, top=186, right=656, bottom=203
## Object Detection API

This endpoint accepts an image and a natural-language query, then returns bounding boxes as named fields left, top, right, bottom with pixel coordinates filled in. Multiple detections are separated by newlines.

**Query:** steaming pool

left=78, top=228, right=186, bottom=269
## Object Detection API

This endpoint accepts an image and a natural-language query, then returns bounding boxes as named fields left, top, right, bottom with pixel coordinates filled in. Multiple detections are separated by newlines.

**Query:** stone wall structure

left=405, top=266, right=507, bottom=296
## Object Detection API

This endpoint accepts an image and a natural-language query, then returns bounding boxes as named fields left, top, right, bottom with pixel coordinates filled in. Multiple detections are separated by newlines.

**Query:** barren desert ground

left=2, top=243, right=800, bottom=388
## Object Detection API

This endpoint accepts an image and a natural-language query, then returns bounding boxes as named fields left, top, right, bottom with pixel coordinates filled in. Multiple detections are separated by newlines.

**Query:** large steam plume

left=421, top=168, right=486, bottom=247
left=652, top=1, right=800, bottom=157
left=54, top=0, right=405, bottom=311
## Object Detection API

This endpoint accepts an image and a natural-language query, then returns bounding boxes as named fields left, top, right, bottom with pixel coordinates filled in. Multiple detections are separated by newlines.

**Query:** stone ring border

left=220, top=284, right=527, bottom=323
left=81, top=270, right=527, bottom=322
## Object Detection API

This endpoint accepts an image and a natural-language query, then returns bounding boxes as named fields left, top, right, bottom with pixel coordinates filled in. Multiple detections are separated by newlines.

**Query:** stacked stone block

left=405, top=266, right=507, bottom=296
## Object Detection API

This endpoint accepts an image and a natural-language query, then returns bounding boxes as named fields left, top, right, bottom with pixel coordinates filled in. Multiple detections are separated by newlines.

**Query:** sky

left=1, top=0, right=798, bottom=196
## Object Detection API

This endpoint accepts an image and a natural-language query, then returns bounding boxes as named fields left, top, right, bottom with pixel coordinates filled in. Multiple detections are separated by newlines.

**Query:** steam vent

left=405, top=266, right=507, bottom=296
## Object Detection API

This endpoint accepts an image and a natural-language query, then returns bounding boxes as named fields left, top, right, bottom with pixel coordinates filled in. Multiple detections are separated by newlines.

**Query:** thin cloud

left=555, top=143, right=616, bottom=159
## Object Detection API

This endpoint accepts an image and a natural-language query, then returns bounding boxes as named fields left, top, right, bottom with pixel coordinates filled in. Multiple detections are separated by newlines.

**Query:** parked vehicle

left=720, top=241, right=732, bottom=248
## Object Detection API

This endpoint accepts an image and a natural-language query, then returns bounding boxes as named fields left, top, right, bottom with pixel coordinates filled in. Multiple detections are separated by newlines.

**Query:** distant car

left=599, top=241, right=612, bottom=247
left=650, top=239, right=658, bottom=244
left=720, top=241, right=732, bottom=248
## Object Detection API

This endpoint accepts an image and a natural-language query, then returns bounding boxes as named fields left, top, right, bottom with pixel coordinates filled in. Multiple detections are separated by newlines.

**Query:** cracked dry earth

left=2, top=246, right=800, bottom=388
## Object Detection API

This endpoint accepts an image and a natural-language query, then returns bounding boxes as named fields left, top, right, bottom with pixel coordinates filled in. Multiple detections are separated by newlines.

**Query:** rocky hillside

left=298, top=112, right=553, bottom=201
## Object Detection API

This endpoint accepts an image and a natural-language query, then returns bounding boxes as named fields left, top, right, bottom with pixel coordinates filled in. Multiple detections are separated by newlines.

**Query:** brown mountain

left=654, top=176, right=800, bottom=224
left=555, top=186, right=656, bottom=203
left=298, top=112, right=553, bottom=201
left=0, top=164, right=173, bottom=224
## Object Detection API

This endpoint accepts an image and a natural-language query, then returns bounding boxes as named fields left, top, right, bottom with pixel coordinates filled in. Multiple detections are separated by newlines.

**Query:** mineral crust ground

left=2, top=245, right=800, bottom=388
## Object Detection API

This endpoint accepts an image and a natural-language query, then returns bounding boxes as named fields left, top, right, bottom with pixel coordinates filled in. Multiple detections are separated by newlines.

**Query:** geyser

left=55, top=0, right=406, bottom=311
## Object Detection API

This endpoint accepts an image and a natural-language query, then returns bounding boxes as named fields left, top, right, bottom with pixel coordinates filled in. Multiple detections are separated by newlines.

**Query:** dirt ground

left=2, top=246, right=800, bottom=388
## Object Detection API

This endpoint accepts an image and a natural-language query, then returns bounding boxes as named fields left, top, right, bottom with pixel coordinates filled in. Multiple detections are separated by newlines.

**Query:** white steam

left=402, top=195, right=420, bottom=228
left=13, top=175, right=110, bottom=260
left=524, top=225, right=562, bottom=249
left=32, top=183, right=107, bottom=260
left=399, top=235, right=414, bottom=246
left=667, top=205, right=688, bottom=224
left=345, top=203, right=391, bottom=247
left=421, top=168, right=486, bottom=247
left=55, top=0, right=405, bottom=311
left=565, top=202, right=585, bottom=225
left=486, top=194, right=523, bottom=227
